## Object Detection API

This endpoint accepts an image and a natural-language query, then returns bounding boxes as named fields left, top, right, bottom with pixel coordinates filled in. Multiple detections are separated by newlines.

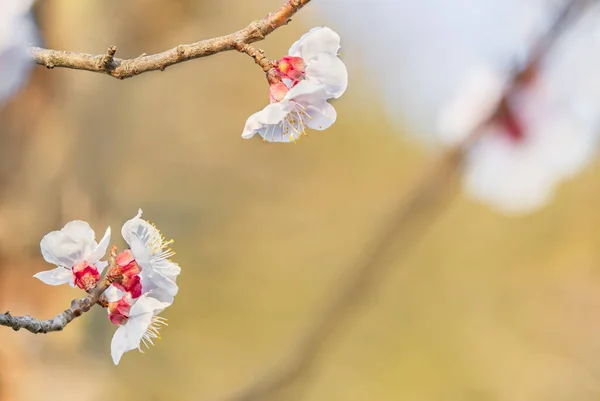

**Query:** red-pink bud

left=277, top=56, right=305, bottom=81
left=72, top=261, right=100, bottom=291
left=269, top=82, right=289, bottom=103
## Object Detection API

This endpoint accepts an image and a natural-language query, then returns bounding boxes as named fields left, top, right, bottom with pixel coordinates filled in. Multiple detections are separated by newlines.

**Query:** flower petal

left=33, top=267, right=73, bottom=286
left=304, top=101, right=337, bottom=130
left=121, top=210, right=167, bottom=260
left=257, top=123, right=289, bottom=143
left=110, top=325, right=130, bottom=365
left=285, top=81, right=328, bottom=103
left=105, top=284, right=128, bottom=303
left=242, top=103, right=289, bottom=139
left=305, top=53, right=348, bottom=99
left=40, top=230, right=84, bottom=267
left=96, top=260, right=108, bottom=274
left=129, top=293, right=170, bottom=317
left=87, top=226, right=111, bottom=264
left=288, top=27, right=341, bottom=60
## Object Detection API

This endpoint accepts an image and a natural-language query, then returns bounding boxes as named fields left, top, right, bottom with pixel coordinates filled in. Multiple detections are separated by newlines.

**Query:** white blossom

left=34, top=221, right=111, bottom=287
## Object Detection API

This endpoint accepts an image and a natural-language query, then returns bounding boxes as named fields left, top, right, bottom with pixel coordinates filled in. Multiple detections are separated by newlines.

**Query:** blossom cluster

left=34, top=210, right=180, bottom=365
left=242, top=27, right=348, bottom=143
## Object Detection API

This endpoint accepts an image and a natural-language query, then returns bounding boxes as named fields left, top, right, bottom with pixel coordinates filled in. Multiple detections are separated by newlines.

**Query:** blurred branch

left=30, top=0, right=310, bottom=80
left=0, top=248, right=119, bottom=334
left=220, top=1, right=592, bottom=400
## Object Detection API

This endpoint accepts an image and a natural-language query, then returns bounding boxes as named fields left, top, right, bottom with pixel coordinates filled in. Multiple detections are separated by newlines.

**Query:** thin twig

left=219, top=1, right=592, bottom=400
left=0, top=278, right=111, bottom=333
left=30, top=0, right=310, bottom=80
left=0, top=247, right=119, bottom=334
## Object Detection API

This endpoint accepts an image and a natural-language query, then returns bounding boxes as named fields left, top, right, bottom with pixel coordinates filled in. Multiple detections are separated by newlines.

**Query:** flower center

left=72, top=261, right=100, bottom=291
left=146, top=222, right=175, bottom=260
left=280, top=104, right=312, bottom=142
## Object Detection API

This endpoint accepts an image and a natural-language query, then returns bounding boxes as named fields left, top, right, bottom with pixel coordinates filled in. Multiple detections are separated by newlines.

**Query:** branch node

left=98, top=45, right=117, bottom=72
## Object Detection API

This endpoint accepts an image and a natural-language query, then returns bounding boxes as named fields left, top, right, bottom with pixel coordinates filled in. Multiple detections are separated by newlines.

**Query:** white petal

left=128, top=234, right=152, bottom=272
left=242, top=103, right=289, bottom=139
left=130, top=293, right=170, bottom=317
left=121, top=209, right=166, bottom=261
left=288, top=27, right=341, bottom=60
left=33, top=267, right=73, bottom=286
left=120, top=209, right=143, bottom=248
left=104, top=284, right=128, bottom=303
left=96, top=260, right=108, bottom=274
left=87, top=226, right=111, bottom=264
left=305, top=54, right=348, bottom=99
left=304, top=101, right=337, bottom=130
left=257, top=123, right=290, bottom=143
left=40, top=231, right=84, bottom=267
left=139, top=270, right=179, bottom=304
left=285, top=81, right=328, bottom=103
left=110, top=325, right=131, bottom=365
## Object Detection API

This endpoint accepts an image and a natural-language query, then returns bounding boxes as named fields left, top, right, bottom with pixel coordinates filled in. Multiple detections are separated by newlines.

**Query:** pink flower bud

left=269, top=82, right=289, bottom=103
left=277, top=56, right=305, bottom=81
left=72, top=261, right=100, bottom=291
left=108, top=296, right=131, bottom=325
left=114, top=249, right=143, bottom=298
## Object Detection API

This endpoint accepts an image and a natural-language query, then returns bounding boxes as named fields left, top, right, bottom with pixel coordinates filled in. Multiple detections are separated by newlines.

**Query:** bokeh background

left=2, top=1, right=600, bottom=400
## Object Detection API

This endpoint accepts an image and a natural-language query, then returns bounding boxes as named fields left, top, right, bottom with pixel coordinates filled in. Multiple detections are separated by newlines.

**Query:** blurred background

left=2, top=0, right=600, bottom=400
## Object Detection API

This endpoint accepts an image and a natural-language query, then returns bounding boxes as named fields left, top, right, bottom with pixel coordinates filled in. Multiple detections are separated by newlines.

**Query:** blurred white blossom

left=0, top=0, right=38, bottom=106
left=320, top=0, right=600, bottom=214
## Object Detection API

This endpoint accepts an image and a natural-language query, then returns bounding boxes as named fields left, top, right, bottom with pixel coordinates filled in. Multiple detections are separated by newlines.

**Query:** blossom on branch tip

left=242, top=81, right=337, bottom=143
left=242, top=27, right=346, bottom=143
left=34, top=221, right=111, bottom=290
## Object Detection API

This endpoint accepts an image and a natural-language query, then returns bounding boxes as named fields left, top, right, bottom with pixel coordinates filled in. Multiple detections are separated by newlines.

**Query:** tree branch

left=0, top=247, right=120, bottom=334
left=30, top=0, right=311, bottom=80
left=0, top=277, right=111, bottom=333
left=219, top=1, right=592, bottom=400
